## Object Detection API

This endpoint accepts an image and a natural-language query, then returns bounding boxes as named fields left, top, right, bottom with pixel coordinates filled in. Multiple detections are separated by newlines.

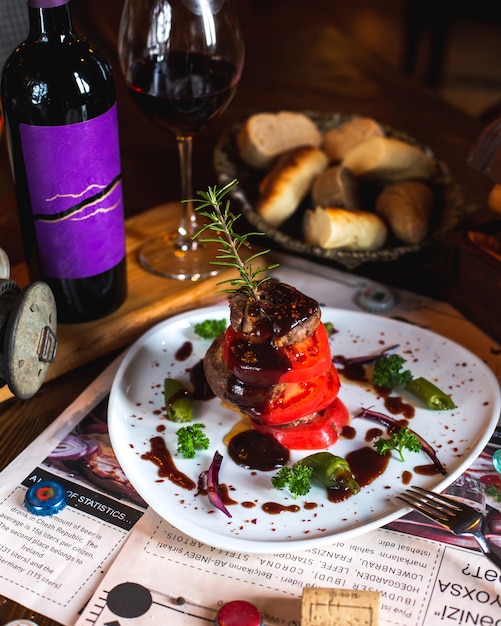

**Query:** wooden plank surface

left=2, top=202, right=240, bottom=402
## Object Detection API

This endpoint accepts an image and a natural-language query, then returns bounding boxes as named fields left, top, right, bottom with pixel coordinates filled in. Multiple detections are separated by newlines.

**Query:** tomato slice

left=223, top=322, right=332, bottom=384
left=244, top=364, right=341, bottom=426
left=253, top=398, right=350, bottom=450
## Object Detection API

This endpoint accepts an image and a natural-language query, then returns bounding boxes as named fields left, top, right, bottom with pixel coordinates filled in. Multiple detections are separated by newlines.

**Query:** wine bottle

left=0, top=0, right=127, bottom=323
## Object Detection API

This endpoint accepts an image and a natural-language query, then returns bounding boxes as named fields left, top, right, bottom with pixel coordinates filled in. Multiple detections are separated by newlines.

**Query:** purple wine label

left=28, top=1, right=69, bottom=8
left=20, top=105, right=126, bottom=279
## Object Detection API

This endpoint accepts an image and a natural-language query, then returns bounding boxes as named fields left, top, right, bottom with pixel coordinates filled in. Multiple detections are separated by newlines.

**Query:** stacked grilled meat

left=204, top=281, right=349, bottom=449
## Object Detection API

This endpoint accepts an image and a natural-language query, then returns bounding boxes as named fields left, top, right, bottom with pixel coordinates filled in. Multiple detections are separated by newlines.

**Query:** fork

left=398, top=486, right=501, bottom=570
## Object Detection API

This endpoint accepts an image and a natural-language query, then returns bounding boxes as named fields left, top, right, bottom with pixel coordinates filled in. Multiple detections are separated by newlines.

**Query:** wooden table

left=0, top=2, right=493, bottom=623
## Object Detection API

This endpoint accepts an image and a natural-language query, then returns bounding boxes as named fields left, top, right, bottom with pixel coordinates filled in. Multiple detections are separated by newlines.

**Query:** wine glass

left=119, top=0, right=244, bottom=279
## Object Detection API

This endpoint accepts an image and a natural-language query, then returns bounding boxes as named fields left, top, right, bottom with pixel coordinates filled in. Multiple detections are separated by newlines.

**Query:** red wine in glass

left=127, top=52, right=239, bottom=136
left=119, top=0, right=244, bottom=281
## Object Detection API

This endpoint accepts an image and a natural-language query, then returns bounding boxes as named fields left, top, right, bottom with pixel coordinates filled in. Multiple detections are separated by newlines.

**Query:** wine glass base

left=138, top=233, right=220, bottom=281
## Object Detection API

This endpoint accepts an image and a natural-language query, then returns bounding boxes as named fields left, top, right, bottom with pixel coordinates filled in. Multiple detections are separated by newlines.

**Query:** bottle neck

left=28, top=0, right=74, bottom=42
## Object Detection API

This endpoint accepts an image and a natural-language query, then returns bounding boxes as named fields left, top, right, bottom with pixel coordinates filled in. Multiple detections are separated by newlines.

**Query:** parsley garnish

left=193, top=318, right=227, bottom=340
left=271, top=465, right=314, bottom=499
left=176, top=423, right=210, bottom=459
left=373, top=354, right=413, bottom=389
left=374, top=426, right=422, bottom=462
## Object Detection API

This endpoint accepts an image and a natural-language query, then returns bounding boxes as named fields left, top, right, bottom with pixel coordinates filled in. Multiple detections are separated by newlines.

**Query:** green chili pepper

left=324, top=322, right=335, bottom=337
left=295, top=451, right=360, bottom=494
left=164, top=378, right=193, bottom=422
left=405, top=376, right=455, bottom=410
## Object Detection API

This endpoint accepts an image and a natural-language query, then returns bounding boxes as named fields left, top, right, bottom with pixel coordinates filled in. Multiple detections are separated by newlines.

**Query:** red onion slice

left=332, top=344, right=400, bottom=366
left=355, top=407, right=447, bottom=476
left=206, top=451, right=232, bottom=518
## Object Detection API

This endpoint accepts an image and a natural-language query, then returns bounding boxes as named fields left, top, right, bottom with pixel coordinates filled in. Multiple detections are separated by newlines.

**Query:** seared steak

left=229, top=281, right=320, bottom=346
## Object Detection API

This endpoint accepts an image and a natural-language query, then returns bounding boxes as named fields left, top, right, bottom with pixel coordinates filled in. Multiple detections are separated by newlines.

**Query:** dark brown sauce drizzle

left=262, top=502, right=301, bottom=514
left=347, top=447, right=390, bottom=490
left=341, top=425, right=356, bottom=440
left=336, top=356, right=415, bottom=420
left=228, top=430, right=289, bottom=471
left=142, top=436, right=196, bottom=490
left=414, top=463, right=442, bottom=476
left=224, top=372, right=275, bottom=415
left=325, top=485, right=353, bottom=503
left=335, top=360, right=367, bottom=383
left=402, top=470, right=412, bottom=485
left=217, top=484, right=238, bottom=507
left=175, top=341, right=193, bottom=361
left=304, top=501, right=318, bottom=510
left=228, top=336, right=292, bottom=377
left=384, top=394, right=415, bottom=419
left=365, top=427, right=383, bottom=442
left=189, top=359, right=215, bottom=401
left=197, top=482, right=237, bottom=507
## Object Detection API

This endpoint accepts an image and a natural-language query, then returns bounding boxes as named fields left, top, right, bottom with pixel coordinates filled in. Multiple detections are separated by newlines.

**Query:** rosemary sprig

left=192, top=180, right=278, bottom=298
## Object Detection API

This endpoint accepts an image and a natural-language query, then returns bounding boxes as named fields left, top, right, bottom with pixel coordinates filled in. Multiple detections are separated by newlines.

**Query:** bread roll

left=338, top=166, right=375, bottom=212
left=237, top=111, right=322, bottom=170
left=488, top=184, right=501, bottom=213
left=303, top=206, right=387, bottom=250
left=322, top=117, right=384, bottom=162
left=311, top=165, right=345, bottom=207
left=257, top=146, right=329, bottom=227
left=375, top=181, right=433, bottom=244
left=342, top=136, right=436, bottom=181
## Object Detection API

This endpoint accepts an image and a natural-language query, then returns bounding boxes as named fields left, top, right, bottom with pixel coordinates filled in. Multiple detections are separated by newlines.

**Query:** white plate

left=108, top=305, right=500, bottom=553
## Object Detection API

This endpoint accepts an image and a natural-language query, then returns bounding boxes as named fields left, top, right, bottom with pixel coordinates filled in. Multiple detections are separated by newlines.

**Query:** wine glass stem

left=176, top=133, right=199, bottom=251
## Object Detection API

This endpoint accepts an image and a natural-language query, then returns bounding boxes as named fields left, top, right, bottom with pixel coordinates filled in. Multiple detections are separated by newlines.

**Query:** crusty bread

left=488, top=184, right=501, bottom=213
left=237, top=111, right=323, bottom=170
left=338, top=167, right=376, bottom=211
left=303, top=206, right=387, bottom=250
left=342, top=136, right=436, bottom=181
left=322, top=117, right=384, bottom=162
left=375, top=181, right=433, bottom=244
left=311, top=165, right=346, bottom=207
left=257, top=146, right=329, bottom=227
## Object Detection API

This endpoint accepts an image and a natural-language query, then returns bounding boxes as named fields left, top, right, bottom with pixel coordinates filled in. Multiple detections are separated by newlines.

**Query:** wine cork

left=301, top=587, right=381, bottom=626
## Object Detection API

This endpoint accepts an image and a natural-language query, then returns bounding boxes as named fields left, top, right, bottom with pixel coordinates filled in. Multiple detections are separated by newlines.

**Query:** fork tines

left=397, top=485, right=462, bottom=524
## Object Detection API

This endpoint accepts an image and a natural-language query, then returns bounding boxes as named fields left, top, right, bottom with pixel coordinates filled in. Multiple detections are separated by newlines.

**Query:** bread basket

left=213, top=111, right=465, bottom=270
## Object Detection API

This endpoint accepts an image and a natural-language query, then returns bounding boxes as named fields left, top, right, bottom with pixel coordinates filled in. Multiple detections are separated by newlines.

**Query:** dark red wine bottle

left=0, top=0, right=127, bottom=323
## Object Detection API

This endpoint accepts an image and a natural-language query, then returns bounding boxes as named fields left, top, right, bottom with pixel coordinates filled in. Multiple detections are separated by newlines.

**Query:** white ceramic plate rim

left=108, top=305, right=500, bottom=553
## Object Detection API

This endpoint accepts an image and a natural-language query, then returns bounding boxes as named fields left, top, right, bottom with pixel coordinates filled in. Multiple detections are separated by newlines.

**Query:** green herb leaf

left=374, top=426, right=422, bottom=462
left=193, top=318, right=227, bottom=340
left=373, top=354, right=413, bottom=389
left=176, top=423, right=210, bottom=459
left=271, top=465, right=314, bottom=498
left=191, top=180, right=278, bottom=298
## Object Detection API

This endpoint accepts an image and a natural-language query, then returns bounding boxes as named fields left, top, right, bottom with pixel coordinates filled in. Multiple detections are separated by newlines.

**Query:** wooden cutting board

left=2, top=202, right=260, bottom=402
